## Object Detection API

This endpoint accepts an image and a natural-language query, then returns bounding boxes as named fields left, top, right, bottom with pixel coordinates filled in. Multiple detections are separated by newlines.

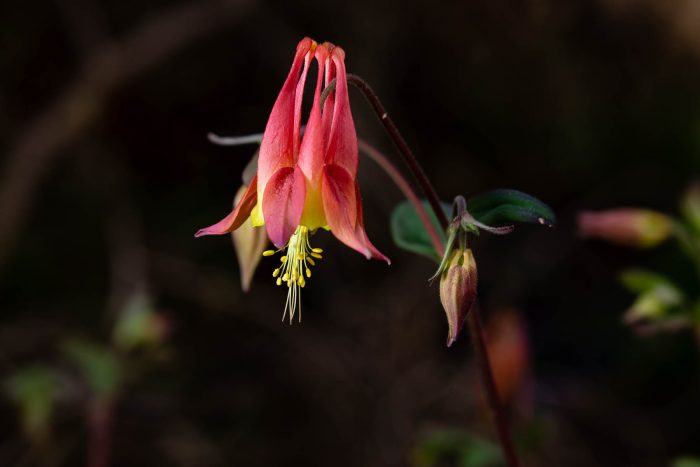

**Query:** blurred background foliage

left=1, top=0, right=699, bottom=466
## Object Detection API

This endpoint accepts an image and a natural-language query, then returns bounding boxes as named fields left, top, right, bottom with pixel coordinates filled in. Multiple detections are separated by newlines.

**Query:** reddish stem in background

left=349, top=75, right=521, bottom=467
left=358, top=139, right=445, bottom=258
left=468, top=311, right=521, bottom=467
left=87, top=399, right=113, bottom=467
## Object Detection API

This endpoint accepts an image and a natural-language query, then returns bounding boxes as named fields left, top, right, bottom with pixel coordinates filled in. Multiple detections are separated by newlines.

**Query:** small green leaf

left=622, top=271, right=685, bottom=323
left=390, top=201, right=450, bottom=261
left=5, top=366, right=58, bottom=441
left=63, top=340, right=121, bottom=398
left=467, top=189, right=556, bottom=227
left=672, top=457, right=700, bottom=467
left=620, top=269, right=675, bottom=294
left=412, top=429, right=502, bottom=467
left=113, top=291, right=167, bottom=351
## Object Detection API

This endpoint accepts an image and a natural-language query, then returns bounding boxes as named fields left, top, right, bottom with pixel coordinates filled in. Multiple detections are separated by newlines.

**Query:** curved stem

left=346, top=74, right=450, bottom=231
left=358, top=139, right=444, bottom=257
left=87, top=398, right=113, bottom=467
left=468, top=310, right=521, bottom=467
left=350, top=74, right=521, bottom=467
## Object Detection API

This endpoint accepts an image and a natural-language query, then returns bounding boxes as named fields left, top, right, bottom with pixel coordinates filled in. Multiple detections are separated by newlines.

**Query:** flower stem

left=467, top=310, right=521, bottom=467
left=349, top=74, right=521, bottom=467
left=87, top=398, right=113, bottom=467
left=358, top=139, right=444, bottom=257
left=346, top=74, right=450, bottom=232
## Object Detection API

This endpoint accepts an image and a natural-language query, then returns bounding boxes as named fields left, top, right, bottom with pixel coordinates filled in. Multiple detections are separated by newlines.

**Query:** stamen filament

left=262, top=225, right=323, bottom=323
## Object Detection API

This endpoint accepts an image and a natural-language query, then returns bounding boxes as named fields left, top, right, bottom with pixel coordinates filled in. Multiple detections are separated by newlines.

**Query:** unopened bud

left=232, top=185, right=268, bottom=291
left=439, top=248, right=478, bottom=347
left=578, top=209, right=672, bottom=248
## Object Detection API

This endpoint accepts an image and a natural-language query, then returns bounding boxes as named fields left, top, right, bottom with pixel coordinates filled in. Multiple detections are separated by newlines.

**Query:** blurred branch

left=0, top=0, right=255, bottom=270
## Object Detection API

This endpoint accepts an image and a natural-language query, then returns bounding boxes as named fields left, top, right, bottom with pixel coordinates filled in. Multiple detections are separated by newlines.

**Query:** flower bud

left=578, top=209, right=672, bottom=248
left=439, top=248, right=478, bottom=347
left=232, top=185, right=269, bottom=292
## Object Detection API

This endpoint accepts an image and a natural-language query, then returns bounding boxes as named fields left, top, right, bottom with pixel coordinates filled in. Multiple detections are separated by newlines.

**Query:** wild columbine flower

left=196, top=38, right=389, bottom=321
left=577, top=208, right=672, bottom=248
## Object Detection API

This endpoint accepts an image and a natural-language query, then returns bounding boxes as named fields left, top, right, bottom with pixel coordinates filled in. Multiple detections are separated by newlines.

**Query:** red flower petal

left=195, top=175, right=258, bottom=237
left=262, top=166, right=307, bottom=248
left=321, top=43, right=337, bottom=139
left=324, top=47, right=358, bottom=177
left=321, top=163, right=357, bottom=234
left=353, top=185, right=390, bottom=264
left=297, top=44, right=328, bottom=186
left=257, top=38, right=314, bottom=196
left=322, top=165, right=390, bottom=264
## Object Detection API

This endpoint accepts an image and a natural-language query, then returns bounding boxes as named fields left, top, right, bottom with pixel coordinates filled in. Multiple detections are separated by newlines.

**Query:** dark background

left=1, top=0, right=699, bottom=466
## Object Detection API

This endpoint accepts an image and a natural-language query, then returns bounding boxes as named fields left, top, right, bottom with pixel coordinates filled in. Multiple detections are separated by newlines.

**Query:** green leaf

left=672, top=457, right=700, bottom=467
left=620, top=269, right=675, bottom=294
left=467, top=189, right=556, bottom=227
left=62, top=340, right=121, bottom=398
left=5, top=366, right=58, bottom=440
left=390, top=200, right=450, bottom=261
left=412, top=429, right=502, bottom=467
left=621, top=270, right=685, bottom=323
left=113, top=291, right=166, bottom=351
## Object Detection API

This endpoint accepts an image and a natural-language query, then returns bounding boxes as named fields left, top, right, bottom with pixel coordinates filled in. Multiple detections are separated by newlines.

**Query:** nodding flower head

left=196, top=38, right=389, bottom=321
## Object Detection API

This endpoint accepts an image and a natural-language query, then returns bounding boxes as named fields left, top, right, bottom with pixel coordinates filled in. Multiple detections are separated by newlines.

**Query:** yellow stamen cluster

left=262, top=226, right=323, bottom=323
